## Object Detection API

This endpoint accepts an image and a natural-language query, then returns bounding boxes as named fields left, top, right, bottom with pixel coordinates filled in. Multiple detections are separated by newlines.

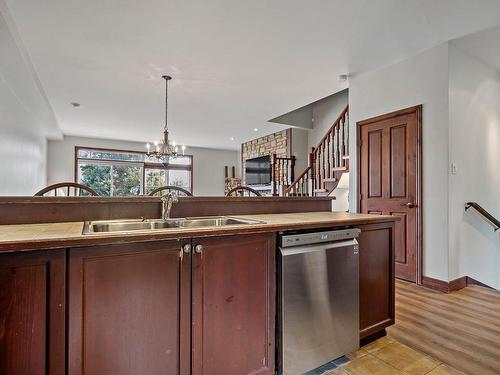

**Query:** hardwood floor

left=388, top=279, right=500, bottom=375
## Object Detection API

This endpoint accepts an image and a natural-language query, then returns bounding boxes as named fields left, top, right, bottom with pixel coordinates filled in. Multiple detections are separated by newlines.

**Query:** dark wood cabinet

left=67, top=233, right=275, bottom=375
left=68, top=240, right=190, bottom=375
left=0, top=250, right=66, bottom=375
left=191, top=233, right=276, bottom=375
left=358, top=222, right=395, bottom=341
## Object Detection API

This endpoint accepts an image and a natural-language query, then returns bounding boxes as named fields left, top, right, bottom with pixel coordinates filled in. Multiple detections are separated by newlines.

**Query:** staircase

left=284, top=105, right=349, bottom=197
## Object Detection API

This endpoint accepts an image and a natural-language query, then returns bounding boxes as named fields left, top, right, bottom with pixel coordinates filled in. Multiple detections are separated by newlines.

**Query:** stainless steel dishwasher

left=277, top=228, right=360, bottom=375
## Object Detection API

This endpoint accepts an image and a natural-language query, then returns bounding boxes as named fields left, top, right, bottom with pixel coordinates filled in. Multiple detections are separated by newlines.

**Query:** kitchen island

left=0, top=197, right=397, bottom=375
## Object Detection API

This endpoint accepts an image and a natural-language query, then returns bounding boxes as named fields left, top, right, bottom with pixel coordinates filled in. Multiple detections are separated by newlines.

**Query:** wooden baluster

left=309, top=156, right=312, bottom=194
left=280, top=159, right=286, bottom=185
left=338, top=120, right=342, bottom=166
left=331, top=130, right=334, bottom=174
left=314, top=149, right=319, bottom=193
left=319, top=145, right=323, bottom=190
left=341, top=118, right=346, bottom=164
left=316, top=148, right=320, bottom=191
left=324, top=137, right=327, bottom=179
left=346, top=111, right=349, bottom=161
left=335, top=124, right=339, bottom=168
left=282, top=159, right=285, bottom=194
left=326, top=133, right=330, bottom=180
left=331, top=125, right=336, bottom=169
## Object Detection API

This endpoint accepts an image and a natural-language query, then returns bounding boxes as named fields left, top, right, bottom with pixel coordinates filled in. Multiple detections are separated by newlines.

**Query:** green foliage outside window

left=79, top=164, right=111, bottom=196
left=112, top=165, right=141, bottom=196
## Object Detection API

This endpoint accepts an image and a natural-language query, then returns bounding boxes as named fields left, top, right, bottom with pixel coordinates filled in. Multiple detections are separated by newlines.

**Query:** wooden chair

left=148, top=186, right=193, bottom=197
left=34, top=182, right=99, bottom=197
left=225, top=186, right=262, bottom=197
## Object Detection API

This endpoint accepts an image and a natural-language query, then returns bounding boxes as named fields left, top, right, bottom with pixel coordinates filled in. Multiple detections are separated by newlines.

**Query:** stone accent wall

left=241, top=130, right=289, bottom=183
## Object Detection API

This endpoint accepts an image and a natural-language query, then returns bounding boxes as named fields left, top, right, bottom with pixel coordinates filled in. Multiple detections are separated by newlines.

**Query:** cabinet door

left=358, top=222, right=395, bottom=340
left=191, top=233, right=275, bottom=375
left=68, top=240, right=191, bottom=375
left=0, top=250, right=65, bottom=375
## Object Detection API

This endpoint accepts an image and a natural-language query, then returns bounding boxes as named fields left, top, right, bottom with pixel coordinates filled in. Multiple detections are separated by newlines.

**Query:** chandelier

left=146, top=75, right=185, bottom=161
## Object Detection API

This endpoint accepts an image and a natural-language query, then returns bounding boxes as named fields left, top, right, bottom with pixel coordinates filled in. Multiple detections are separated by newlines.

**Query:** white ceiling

left=4, top=0, right=500, bottom=150
left=452, top=25, right=500, bottom=73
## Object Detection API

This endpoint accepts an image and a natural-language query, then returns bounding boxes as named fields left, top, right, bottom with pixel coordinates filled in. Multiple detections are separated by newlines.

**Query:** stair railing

left=285, top=105, right=349, bottom=196
left=271, top=154, right=296, bottom=196
left=284, top=166, right=312, bottom=196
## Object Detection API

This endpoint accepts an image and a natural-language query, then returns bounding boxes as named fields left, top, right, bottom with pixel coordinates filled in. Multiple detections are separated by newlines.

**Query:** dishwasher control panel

left=281, top=228, right=360, bottom=248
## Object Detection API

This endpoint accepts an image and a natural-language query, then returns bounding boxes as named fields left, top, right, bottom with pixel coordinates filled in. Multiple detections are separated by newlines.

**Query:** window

left=75, top=147, right=193, bottom=196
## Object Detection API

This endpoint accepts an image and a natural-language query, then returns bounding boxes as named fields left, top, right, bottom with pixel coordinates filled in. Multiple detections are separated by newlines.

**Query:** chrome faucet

left=161, top=192, right=178, bottom=220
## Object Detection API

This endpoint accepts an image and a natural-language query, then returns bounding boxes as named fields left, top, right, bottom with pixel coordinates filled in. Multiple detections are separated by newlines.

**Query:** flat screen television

left=245, top=155, right=271, bottom=185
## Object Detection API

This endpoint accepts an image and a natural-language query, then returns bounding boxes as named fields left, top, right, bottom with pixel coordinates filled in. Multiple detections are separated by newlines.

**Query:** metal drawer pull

left=195, top=244, right=203, bottom=254
left=183, top=244, right=191, bottom=254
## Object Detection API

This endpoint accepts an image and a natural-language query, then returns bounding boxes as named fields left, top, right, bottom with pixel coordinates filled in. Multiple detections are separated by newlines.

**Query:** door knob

left=183, top=244, right=191, bottom=254
left=195, top=244, right=203, bottom=254
left=401, top=202, right=415, bottom=208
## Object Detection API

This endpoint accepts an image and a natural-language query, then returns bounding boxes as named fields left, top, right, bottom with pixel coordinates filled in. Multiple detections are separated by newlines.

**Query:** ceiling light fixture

left=146, top=75, right=185, bottom=160
left=253, top=128, right=258, bottom=132
left=338, top=74, right=350, bottom=82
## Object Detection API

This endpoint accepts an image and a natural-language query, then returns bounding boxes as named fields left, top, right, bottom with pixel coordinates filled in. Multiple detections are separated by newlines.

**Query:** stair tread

left=323, top=178, right=337, bottom=182
left=313, top=188, right=328, bottom=193
left=342, top=155, right=350, bottom=160
left=332, top=166, right=348, bottom=171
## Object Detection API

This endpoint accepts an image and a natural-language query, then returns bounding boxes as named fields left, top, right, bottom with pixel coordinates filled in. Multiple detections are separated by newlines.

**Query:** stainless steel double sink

left=83, top=216, right=263, bottom=234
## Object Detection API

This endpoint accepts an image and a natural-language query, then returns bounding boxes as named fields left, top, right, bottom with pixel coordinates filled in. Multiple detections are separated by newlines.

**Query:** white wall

left=0, top=105, right=47, bottom=195
left=48, top=136, right=240, bottom=196
left=349, top=43, right=451, bottom=282
left=309, top=89, right=348, bottom=151
left=0, top=5, right=60, bottom=195
left=448, top=45, right=500, bottom=289
left=290, top=128, right=309, bottom=175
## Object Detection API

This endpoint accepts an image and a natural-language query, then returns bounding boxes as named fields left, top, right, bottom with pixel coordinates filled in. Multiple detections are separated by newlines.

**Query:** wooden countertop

left=0, top=211, right=397, bottom=253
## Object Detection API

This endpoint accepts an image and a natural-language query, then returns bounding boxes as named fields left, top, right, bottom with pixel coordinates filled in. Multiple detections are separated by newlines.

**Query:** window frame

left=74, top=146, right=193, bottom=196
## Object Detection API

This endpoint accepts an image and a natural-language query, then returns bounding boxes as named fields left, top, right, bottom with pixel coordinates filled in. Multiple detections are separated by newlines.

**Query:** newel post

left=309, top=148, right=316, bottom=193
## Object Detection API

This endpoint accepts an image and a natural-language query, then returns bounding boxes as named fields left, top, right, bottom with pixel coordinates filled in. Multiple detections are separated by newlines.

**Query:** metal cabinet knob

left=183, top=244, right=191, bottom=254
left=401, top=202, right=415, bottom=208
left=195, top=244, right=203, bottom=254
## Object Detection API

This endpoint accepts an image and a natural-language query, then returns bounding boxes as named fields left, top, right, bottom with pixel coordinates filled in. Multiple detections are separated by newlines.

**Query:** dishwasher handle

left=280, top=238, right=359, bottom=257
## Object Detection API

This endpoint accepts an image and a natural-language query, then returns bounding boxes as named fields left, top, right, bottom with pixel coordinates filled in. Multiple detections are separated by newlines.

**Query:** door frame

left=356, top=104, right=423, bottom=284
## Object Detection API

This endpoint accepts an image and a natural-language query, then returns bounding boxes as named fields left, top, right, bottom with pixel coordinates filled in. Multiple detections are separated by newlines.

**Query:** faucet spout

left=161, top=192, right=179, bottom=220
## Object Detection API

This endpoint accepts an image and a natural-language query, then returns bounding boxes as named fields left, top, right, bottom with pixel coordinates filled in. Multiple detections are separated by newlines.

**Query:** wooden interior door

left=358, top=106, right=422, bottom=282
left=68, top=240, right=190, bottom=375
left=191, top=233, right=275, bottom=375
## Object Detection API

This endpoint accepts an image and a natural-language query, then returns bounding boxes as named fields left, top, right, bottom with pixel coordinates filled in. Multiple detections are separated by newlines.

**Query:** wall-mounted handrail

left=465, top=202, right=499, bottom=231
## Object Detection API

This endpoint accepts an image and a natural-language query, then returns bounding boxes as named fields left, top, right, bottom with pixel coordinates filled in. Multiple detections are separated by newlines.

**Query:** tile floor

left=324, top=336, right=465, bottom=375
